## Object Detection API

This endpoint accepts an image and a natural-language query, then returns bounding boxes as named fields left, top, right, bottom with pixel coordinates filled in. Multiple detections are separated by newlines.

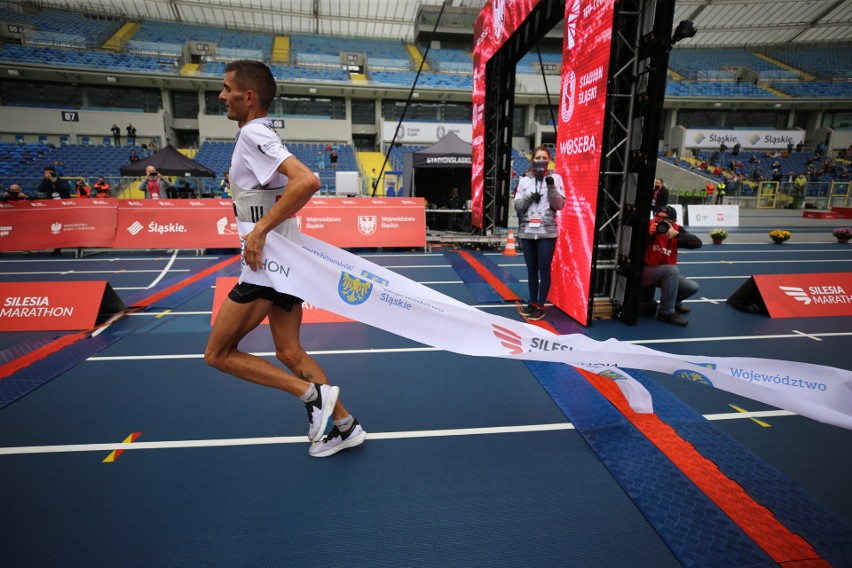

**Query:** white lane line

left=0, top=257, right=221, bottom=264
left=681, top=259, right=852, bottom=265
left=679, top=247, right=850, bottom=253
left=113, top=298, right=756, bottom=316
left=129, top=311, right=214, bottom=316
left=0, top=411, right=798, bottom=457
left=792, top=329, right=823, bottom=341
left=86, top=332, right=852, bottom=361
left=690, top=275, right=767, bottom=280
left=146, top=249, right=180, bottom=289
left=629, top=331, right=852, bottom=344
left=90, top=346, right=442, bottom=361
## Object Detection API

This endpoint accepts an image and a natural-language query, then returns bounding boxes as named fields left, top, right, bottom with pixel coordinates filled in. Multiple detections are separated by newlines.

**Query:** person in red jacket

left=642, top=206, right=702, bottom=326
left=92, top=176, right=111, bottom=197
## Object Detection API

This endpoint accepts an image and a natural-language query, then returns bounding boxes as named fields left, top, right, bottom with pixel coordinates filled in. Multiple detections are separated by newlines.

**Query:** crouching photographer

left=642, top=206, right=702, bottom=326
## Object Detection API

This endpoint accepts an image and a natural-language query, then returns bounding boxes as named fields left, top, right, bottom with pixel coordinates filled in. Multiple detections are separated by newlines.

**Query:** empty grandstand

left=0, top=0, right=849, bottom=206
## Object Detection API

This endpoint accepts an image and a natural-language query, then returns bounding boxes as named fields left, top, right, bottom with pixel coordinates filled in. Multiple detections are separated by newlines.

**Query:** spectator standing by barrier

left=731, top=174, right=744, bottom=198
left=139, top=165, right=174, bottom=199
left=705, top=182, right=715, bottom=204
left=74, top=178, right=90, bottom=198
left=220, top=171, right=231, bottom=197
left=93, top=176, right=111, bottom=197
left=38, top=166, right=71, bottom=199
left=642, top=206, right=702, bottom=327
left=111, top=124, right=121, bottom=146
left=129, top=148, right=140, bottom=163
left=126, top=124, right=136, bottom=146
left=1, top=184, right=30, bottom=201
left=651, top=178, right=669, bottom=211
left=514, top=145, right=566, bottom=321
left=794, top=173, right=807, bottom=196
left=329, top=147, right=338, bottom=169
left=715, top=181, right=726, bottom=204
left=368, top=168, right=378, bottom=195
left=38, top=167, right=71, bottom=255
left=204, top=60, right=365, bottom=458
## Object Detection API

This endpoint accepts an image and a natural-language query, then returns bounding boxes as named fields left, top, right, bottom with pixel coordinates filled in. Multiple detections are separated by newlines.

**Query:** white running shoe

left=305, top=384, right=339, bottom=442
left=309, top=419, right=366, bottom=458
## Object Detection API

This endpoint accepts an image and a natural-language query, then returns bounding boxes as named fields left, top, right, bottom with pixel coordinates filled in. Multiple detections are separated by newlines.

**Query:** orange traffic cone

left=503, top=229, right=518, bottom=256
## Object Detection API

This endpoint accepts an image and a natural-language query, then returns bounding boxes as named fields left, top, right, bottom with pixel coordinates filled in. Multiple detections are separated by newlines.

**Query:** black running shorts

left=228, top=282, right=303, bottom=312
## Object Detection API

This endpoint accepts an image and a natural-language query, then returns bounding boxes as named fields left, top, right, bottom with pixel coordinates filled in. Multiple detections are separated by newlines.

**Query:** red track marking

left=103, top=432, right=142, bottom=462
left=574, top=367, right=828, bottom=566
left=456, top=250, right=519, bottom=301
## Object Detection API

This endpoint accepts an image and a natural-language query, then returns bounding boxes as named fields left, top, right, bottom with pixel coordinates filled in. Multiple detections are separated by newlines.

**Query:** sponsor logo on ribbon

left=338, top=272, right=373, bottom=305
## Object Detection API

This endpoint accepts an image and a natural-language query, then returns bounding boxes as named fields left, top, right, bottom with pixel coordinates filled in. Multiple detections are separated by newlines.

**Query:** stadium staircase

left=656, top=158, right=721, bottom=192
left=667, top=69, right=684, bottom=81
left=406, top=44, right=430, bottom=71
left=761, top=83, right=791, bottom=97
left=180, top=63, right=199, bottom=76
left=358, top=151, right=392, bottom=196
left=754, top=52, right=814, bottom=81
left=102, top=22, right=140, bottom=51
left=272, top=36, right=290, bottom=63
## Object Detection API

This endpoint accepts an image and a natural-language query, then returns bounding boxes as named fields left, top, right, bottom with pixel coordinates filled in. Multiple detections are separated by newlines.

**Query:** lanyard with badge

left=527, top=178, right=545, bottom=232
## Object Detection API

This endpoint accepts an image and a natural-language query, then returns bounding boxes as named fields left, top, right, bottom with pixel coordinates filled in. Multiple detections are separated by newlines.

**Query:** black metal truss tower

left=594, top=0, right=676, bottom=324
left=478, top=0, right=674, bottom=325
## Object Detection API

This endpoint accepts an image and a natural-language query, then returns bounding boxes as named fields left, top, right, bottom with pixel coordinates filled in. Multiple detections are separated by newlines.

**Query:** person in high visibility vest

left=715, top=181, right=726, bottom=204
left=220, top=171, right=231, bottom=198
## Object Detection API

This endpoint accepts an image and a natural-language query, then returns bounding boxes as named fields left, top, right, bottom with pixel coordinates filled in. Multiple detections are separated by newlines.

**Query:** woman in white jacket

left=513, top=145, right=566, bottom=320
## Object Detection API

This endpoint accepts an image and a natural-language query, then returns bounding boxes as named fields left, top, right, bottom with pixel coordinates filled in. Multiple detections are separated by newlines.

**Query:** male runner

left=204, top=60, right=365, bottom=457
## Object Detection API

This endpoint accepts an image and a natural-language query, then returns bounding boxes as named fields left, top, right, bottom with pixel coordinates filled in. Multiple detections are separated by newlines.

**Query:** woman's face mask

left=533, top=159, right=548, bottom=176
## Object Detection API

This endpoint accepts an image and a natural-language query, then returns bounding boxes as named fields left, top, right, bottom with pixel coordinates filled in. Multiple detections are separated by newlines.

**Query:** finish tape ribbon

left=238, top=222, right=852, bottom=431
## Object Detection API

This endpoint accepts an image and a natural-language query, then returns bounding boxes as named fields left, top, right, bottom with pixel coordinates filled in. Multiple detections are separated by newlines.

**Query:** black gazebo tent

left=402, top=132, right=472, bottom=206
left=119, top=145, right=216, bottom=178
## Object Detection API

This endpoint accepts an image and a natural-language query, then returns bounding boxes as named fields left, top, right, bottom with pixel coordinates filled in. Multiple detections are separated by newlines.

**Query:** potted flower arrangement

left=832, top=227, right=852, bottom=244
left=709, top=228, right=728, bottom=244
left=769, top=229, right=792, bottom=244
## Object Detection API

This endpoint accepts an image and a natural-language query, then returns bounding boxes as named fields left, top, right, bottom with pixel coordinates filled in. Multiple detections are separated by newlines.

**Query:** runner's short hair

left=224, top=60, right=276, bottom=110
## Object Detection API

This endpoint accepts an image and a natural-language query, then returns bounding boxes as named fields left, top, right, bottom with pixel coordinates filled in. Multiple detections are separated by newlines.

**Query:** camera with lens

left=656, top=220, right=671, bottom=234
left=530, top=190, right=542, bottom=203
